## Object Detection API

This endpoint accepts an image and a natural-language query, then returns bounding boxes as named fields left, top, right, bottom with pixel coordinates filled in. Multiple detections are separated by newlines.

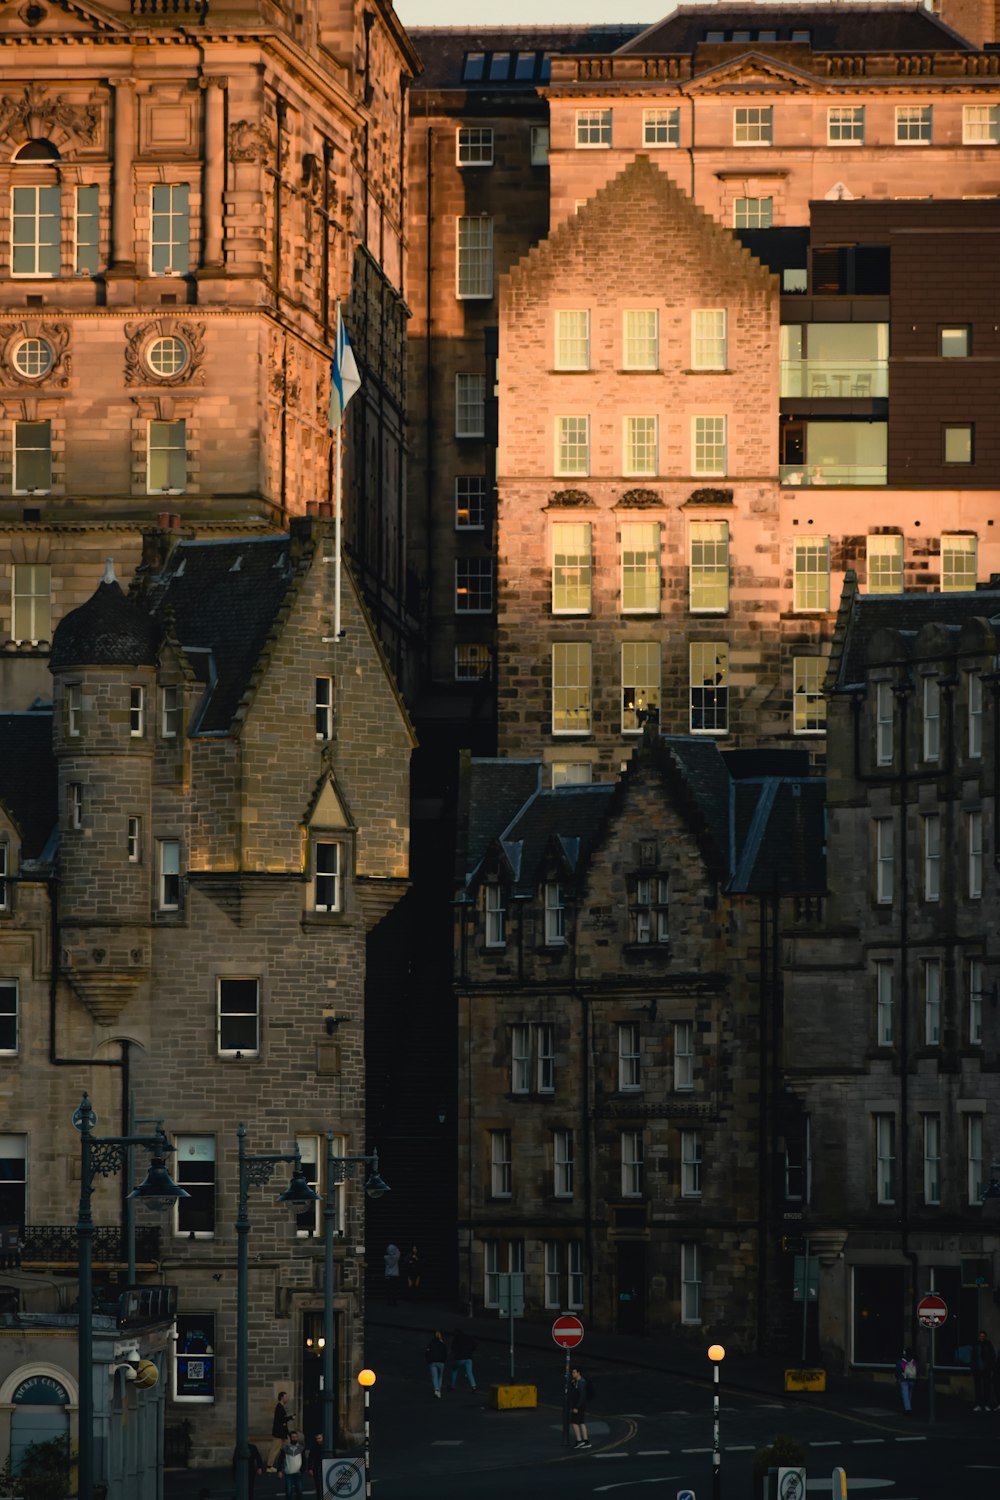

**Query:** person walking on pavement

left=280, top=1430, right=307, bottom=1499
left=405, top=1244, right=422, bottom=1294
left=896, top=1348, right=917, bottom=1412
left=569, top=1366, right=592, bottom=1448
left=449, top=1327, right=478, bottom=1391
left=972, top=1329, right=997, bottom=1410
left=384, top=1243, right=401, bottom=1306
left=424, top=1329, right=448, bottom=1398
left=267, top=1391, right=293, bottom=1470
left=306, top=1431, right=324, bottom=1497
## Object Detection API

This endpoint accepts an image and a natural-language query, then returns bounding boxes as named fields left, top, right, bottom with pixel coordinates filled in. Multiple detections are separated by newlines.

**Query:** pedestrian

left=307, top=1431, right=324, bottom=1497
left=971, top=1329, right=997, bottom=1411
left=424, top=1329, right=448, bottom=1398
left=569, top=1365, right=592, bottom=1448
left=384, top=1243, right=401, bottom=1306
left=280, top=1429, right=307, bottom=1499
left=896, top=1347, right=917, bottom=1412
left=267, top=1390, right=293, bottom=1470
left=449, top=1326, right=478, bottom=1391
left=405, top=1244, right=422, bottom=1293
left=231, top=1442, right=266, bottom=1499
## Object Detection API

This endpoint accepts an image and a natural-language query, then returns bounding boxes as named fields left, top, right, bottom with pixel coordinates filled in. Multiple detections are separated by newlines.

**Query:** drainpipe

left=424, top=125, right=435, bottom=680
left=894, top=673, right=920, bottom=1348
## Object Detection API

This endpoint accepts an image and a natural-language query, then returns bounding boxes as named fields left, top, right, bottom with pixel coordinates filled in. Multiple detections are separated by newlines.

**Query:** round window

left=11, top=337, right=54, bottom=379
left=146, top=336, right=188, bottom=378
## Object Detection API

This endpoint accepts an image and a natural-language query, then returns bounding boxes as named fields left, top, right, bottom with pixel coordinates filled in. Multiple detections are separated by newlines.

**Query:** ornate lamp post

left=74, top=1092, right=188, bottom=1500
left=320, top=1138, right=388, bottom=1461
left=234, top=1124, right=319, bottom=1500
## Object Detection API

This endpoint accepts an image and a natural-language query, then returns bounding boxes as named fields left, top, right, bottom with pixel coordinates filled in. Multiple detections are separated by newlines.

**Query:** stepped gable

left=49, top=574, right=159, bottom=672
left=833, top=585, right=1000, bottom=690
left=505, top=154, right=775, bottom=301
left=142, top=535, right=298, bottom=734
left=0, top=709, right=56, bottom=860
left=616, top=3, right=976, bottom=54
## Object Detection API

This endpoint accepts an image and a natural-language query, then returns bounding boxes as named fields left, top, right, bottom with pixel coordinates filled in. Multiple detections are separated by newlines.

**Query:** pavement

left=165, top=1292, right=977, bottom=1497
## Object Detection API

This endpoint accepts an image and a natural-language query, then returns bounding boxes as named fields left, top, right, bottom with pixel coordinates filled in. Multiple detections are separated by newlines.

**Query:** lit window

left=876, top=959, right=894, bottom=1046
left=457, top=126, right=494, bottom=165
left=150, top=183, right=190, bottom=275
left=875, top=818, right=894, bottom=905
left=681, top=1242, right=701, bottom=1323
left=689, top=641, right=728, bottom=734
left=896, top=105, right=932, bottom=143
left=294, top=1135, right=327, bottom=1237
left=129, top=685, right=145, bottom=737
left=623, top=310, right=658, bottom=370
left=551, top=522, right=592, bottom=613
left=942, top=534, right=977, bottom=591
left=923, top=813, right=941, bottom=902
left=74, top=184, right=99, bottom=275
left=620, top=522, right=660, bottom=613
left=552, top=643, right=591, bottom=734
left=828, top=106, right=865, bottom=144
left=689, top=521, right=729, bottom=611
left=624, top=416, right=657, bottom=476
left=11, top=564, right=50, bottom=645
left=733, top=197, right=772, bottom=228
left=147, top=419, right=186, bottom=493
left=455, top=477, right=485, bottom=529
left=969, top=959, right=984, bottom=1045
left=485, top=884, right=506, bottom=947
left=554, top=1130, right=574, bottom=1197
left=943, top=425, right=973, bottom=465
left=0, top=981, right=17, bottom=1053
left=643, top=108, right=680, bottom=147
left=127, top=815, right=142, bottom=864
left=622, top=642, right=660, bottom=734
left=555, top=310, right=590, bottom=370
left=314, top=841, right=341, bottom=912
left=968, top=1114, right=984, bottom=1205
left=576, top=109, right=612, bottom=148
left=632, top=875, right=669, bottom=945
left=175, top=1135, right=216, bottom=1238
left=875, top=680, right=894, bottom=766
left=734, top=106, right=773, bottom=144
left=456, top=216, right=493, bottom=299
left=968, top=670, right=983, bottom=757
left=964, top=104, right=999, bottom=143
left=924, top=957, right=942, bottom=1044
left=691, top=310, right=727, bottom=370
left=162, top=685, right=182, bottom=739
left=618, top=1022, right=640, bottom=1091
left=555, top=416, right=590, bottom=476
left=923, top=1115, right=941, bottom=1206
left=941, top=326, right=970, bottom=357
left=544, top=882, right=566, bottom=945
left=67, top=682, right=82, bottom=737
left=867, top=535, right=903, bottom=593
left=11, top=184, right=60, bottom=277
left=455, top=644, right=491, bottom=682
left=793, top=657, right=826, bottom=734
left=674, top=1021, right=694, bottom=1091
left=621, top=1129, right=644, bottom=1197
left=158, top=839, right=180, bottom=910
left=217, top=977, right=259, bottom=1057
left=490, top=1129, right=512, bottom=1197
left=455, top=559, right=492, bottom=613
left=13, top=420, right=51, bottom=493
left=968, top=810, right=983, bottom=899
left=793, top=539, right=830, bottom=611
left=875, top=1113, right=896, bottom=1203
left=551, top=761, right=591, bottom=786
left=681, top=1130, right=702, bottom=1198
left=692, top=416, right=726, bottom=476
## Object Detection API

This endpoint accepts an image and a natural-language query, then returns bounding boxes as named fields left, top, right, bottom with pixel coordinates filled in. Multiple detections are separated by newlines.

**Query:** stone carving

left=0, top=320, right=71, bottom=386
left=123, top=318, right=206, bottom=387
left=687, top=487, right=734, bottom=506
left=0, top=83, right=102, bottom=150
left=618, top=488, right=663, bottom=508
left=228, top=118, right=270, bottom=163
left=548, top=489, right=593, bottom=507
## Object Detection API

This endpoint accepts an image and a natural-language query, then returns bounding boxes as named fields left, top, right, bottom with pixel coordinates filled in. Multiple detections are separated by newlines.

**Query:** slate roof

left=730, top=777, right=827, bottom=894
left=832, top=584, right=1000, bottom=690
left=459, top=757, right=542, bottom=885
left=50, top=577, right=160, bottom=671
left=409, top=25, right=646, bottom=90
left=0, top=709, right=57, bottom=861
left=141, top=537, right=297, bottom=734
left=616, top=4, right=974, bottom=54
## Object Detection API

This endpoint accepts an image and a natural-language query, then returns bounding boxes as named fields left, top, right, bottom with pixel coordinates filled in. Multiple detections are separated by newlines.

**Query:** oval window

left=11, top=337, right=54, bottom=379
left=146, top=336, right=188, bottom=378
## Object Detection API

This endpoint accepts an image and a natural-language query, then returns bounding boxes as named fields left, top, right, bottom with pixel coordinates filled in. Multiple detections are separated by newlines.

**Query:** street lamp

left=320, top=1138, right=388, bottom=1463
left=74, top=1091, right=188, bottom=1500
left=357, top=1368, right=376, bottom=1500
left=235, top=1124, right=319, bottom=1500
left=708, top=1343, right=725, bottom=1500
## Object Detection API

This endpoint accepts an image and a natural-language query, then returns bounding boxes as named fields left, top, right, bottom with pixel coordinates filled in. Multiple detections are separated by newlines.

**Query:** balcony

left=14, top=1223, right=162, bottom=1268
left=780, top=419, right=887, bottom=487
left=780, top=359, right=888, bottom=400
left=780, top=461, right=887, bottom=487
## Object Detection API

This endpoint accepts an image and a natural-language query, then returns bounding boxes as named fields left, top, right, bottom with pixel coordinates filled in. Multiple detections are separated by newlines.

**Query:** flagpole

left=334, top=417, right=343, bottom=641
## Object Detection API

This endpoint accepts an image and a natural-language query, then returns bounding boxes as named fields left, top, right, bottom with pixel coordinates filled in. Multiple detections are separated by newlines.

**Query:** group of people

left=423, top=1328, right=478, bottom=1397
left=236, top=1392, right=321, bottom=1499
left=383, top=1242, right=422, bottom=1306
left=896, top=1330, right=999, bottom=1414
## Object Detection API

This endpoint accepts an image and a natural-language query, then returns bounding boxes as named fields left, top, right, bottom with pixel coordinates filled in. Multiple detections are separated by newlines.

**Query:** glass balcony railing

left=780, top=462, right=887, bottom=487
left=780, top=359, right=888, bottom=399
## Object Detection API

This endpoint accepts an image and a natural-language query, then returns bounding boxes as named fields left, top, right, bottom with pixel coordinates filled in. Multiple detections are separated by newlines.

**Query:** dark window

left=853, top=1264, right=904, bottom=1364
left=488, top=52, right=510, bottom=80
left=175, top=1137, right=215, bottom=1236
left=0, top=1136, right=26, bottom=1232
left=0, top=982, right=16, bottom=1051
left=218, top=978, right=259, bottom=1056
left=514, top=52, right=537, bottom=79
left=811, top=246, right=889, bottom=295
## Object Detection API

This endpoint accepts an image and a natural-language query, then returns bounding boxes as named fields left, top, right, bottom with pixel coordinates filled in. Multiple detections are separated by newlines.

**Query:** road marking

left=852, top=1438, right=884, bottom=1444
left=430, top=1440, right=463, bottom=1446
left=809, top=1440, right=839, bottom=1447
left=725, top=1444, right=755, bottom=1452
left=637, top=1450, right=671, bottom=1456
left=680, top=1447, right=710, bottom=1453
left=593, top=1453, right=628, bottom=1460
left=896, top=1436, right=927, bottom=1443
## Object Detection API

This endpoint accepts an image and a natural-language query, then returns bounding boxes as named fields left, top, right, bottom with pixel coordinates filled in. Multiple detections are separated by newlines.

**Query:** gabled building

left=455, top=735, right=824, bottom=1347
left=0, top=519, right=413, bottom=1473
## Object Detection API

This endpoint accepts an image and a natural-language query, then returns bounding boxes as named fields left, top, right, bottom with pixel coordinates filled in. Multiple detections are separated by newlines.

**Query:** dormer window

left=485, top=884, right=506, bottom=947
left=0, top=843, right=8, bottom=912
left=313, top=841, right=341, bottom=913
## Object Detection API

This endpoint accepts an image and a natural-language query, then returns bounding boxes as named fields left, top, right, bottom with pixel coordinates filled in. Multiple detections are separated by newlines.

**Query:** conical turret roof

left=50, top=563, right=159, bottom=671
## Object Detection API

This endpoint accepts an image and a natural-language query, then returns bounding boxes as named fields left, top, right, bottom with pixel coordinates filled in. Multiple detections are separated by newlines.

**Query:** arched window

left=12, top=139, right=60, bottom=163
left=11, top=140, right=60, bottom=278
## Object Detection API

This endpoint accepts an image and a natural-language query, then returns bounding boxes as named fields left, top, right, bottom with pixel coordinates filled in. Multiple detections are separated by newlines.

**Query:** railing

left=131, top=0, right=208, bottom=17
left=780, top=463, right=887, bottom=487
left=19, top=1224, right=161, bottom=1264
left=780, top=360, right=888, bottom=399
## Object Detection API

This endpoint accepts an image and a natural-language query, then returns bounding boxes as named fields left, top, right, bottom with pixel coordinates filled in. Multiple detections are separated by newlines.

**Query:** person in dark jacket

left=230, top=1442, right=265, bottom=1499
left=307, top=1432, right=324, bottom=1497
left=972, top=1329, right=997, bottom=1410
left=449, top=1327, right=478, bottom=1391
left=569, top=1367, right=592, bottom=1448
left=267, top=1391, right=293, bottom=1470
left=424, top=1330, right=448, bottom=1398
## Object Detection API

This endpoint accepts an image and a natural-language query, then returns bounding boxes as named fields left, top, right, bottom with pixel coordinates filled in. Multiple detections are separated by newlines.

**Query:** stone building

left=0, top=520, right=414, bottom=1473
left=454, top=735, right=824, bottom=1346
left=782, top=574, right=1000, bottom=1373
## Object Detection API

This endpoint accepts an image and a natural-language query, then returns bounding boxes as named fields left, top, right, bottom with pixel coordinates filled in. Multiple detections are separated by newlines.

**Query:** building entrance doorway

left=301, top=1310, right=340, bottom=1446
left=615, top=1243, right=647, bottom=1335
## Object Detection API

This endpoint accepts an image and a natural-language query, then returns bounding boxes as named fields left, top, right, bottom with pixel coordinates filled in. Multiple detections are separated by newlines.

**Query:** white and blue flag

left=329, top=306, right=361, bottom=429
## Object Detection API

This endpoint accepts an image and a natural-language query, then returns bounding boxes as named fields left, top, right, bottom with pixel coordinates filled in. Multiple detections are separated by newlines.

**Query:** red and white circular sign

left=917, top=1293, right=948, bottom=1327
left=551, top=1314, right=585, bottom=1349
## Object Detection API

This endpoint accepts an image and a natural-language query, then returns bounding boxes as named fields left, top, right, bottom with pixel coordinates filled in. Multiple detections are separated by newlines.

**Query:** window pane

left=555, top=310, right=590, bottom=370
left=148, top=420, right=186, bottom=492
left=621, top=522, right=660, bottom=612
left=218, top=978, right=259, bottom=1054
left=457, top=216, right=494, bottom=298
left=793, top=539, right=830, bottom=611
left=690, top=521, right=729, bottom=611
left=14, top=421, right=51, bottom=492
left=11, top=185, right=60, bottom=277
left=623, top=310, right=658, bottom=370
left=692, top=416, right=726, bottom=476
left=12, top=563, right=51, bottom=644
left=151, top=183, right=190, bottom=274
left=455, top=374, right=485, bottom=438
left=867, top=535, right=903, bottom=593
left=622, top=642, right=660, bottom=732
left=457, top=127, right=493, bottom=165
left=793, top=657, right=826, bottom=733
left=556, top=416, right=589, bottom=475
left=552, top=522, right=592, bottom=612
left=643, top=108, right=679, bottom=146
left=552, top=643, right=591, bottom=733
left=690, top=641, right=728, bottom=733
left=942, top=534, right=976, bottom=591
left=75, top=185, right=100, bottom=274
left=624, top=415, right=657, bottom=476
left=692, top=310, right=726, bottom=370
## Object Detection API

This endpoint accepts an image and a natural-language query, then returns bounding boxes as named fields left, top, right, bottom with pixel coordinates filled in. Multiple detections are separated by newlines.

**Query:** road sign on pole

left=917, top=1292, right=948, bottom=1327
left=551, top=1313, right=584, bottom=1348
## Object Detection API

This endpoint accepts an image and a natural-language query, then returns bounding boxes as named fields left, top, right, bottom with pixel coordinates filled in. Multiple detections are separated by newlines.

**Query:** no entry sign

left=551, top=1314, right=585, bottom=1349
left=917, top=1293, right=948, bottom=1327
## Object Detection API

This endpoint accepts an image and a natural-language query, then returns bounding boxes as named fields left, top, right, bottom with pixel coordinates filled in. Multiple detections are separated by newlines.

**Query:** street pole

left=708, top=1343, right=725, bottom=1500
left=323, top=1132, right=338, bottom=1461
left=508, top=1295, right=515, bottom=1381
left=562, top=1349, right=570, bottom=1446
left=928, top=1320, right=936, bottom=1426
left=77, top=1103, right=95, bottom=1500
left=357, top=1369, right=376, bottom=1500
left=801, top=1237, right=811, bottom=1364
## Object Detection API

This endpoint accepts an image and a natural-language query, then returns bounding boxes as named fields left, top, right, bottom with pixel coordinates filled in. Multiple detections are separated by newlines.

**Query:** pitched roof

left=831, top=583, right=1000, bottom=689
left=409, top=25, right=646, bottom=90
left=0, top=709, right=56, bottom=861
left=616, top=4, right=974, bottom=54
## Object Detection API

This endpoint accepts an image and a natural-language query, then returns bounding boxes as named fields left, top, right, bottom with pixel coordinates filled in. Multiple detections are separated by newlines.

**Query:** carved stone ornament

left=0, top=84, right=102, bottom=152
left=618, top=488, right=663, bottom=508
left=228, top=118, right=270, bottom=164
left=0, top=320, right=71, bottom=387
left=547, top=489, right=594, bottom=507
left=123, top=318, right=206, bottom=388
left=686, top=487, right=734, bottom=507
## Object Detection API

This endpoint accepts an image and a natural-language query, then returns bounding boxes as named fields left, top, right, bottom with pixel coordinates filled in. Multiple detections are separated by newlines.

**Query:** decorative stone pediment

left=0, top=84, right=105, bottom=152
left=124, top=318, right=206, bottom=388
left=0, top=0, right=124, bottom=35
left=685, top=487, right=734, bottom=507
left=617, top=488, right=663, bottom=509
left=0, top=321, right=71, bottom=387
left=547, top=489, right=594, bottom=508
left=692, top=53, right=817, bottom=92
